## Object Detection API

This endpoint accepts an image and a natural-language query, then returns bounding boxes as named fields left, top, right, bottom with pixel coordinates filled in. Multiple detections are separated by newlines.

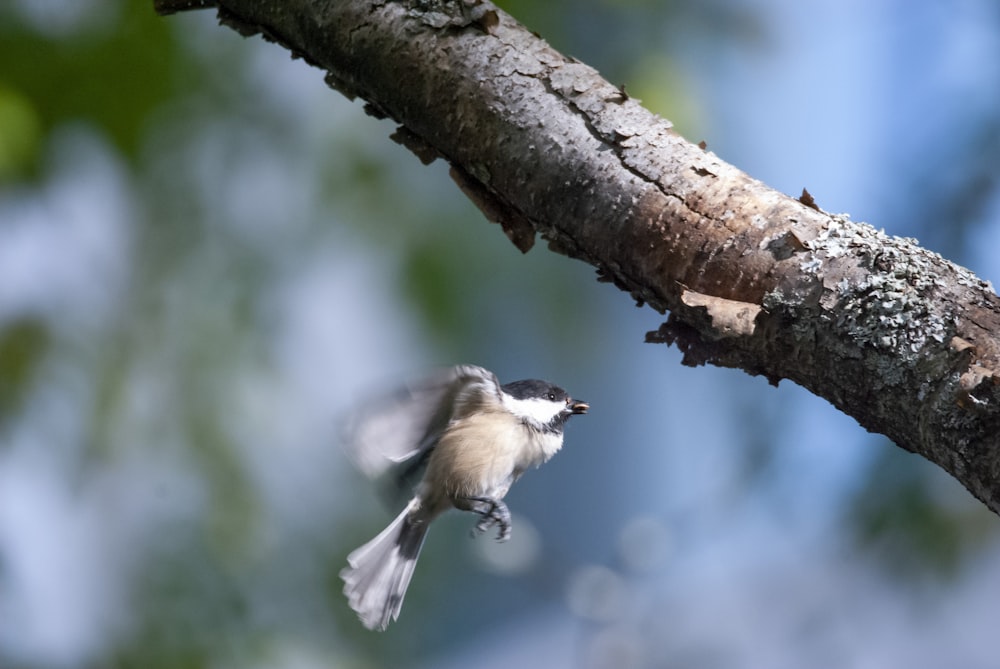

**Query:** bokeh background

left=2, top=0, right=1000, bottom=667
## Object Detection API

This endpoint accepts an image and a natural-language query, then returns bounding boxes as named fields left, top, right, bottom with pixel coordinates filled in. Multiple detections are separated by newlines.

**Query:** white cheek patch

left=501, top=394, right=564, bottom=426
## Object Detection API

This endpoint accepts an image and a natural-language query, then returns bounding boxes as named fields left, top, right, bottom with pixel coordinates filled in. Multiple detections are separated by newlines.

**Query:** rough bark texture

left=155, top=0, right=1000, bottom=513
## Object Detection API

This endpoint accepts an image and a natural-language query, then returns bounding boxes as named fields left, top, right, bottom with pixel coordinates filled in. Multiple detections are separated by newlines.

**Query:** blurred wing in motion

left=342, top=365, right=502, bottom=500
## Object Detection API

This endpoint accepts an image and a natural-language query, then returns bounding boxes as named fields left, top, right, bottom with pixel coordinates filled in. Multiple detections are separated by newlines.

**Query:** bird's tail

left=341, top=501, right=429, bottom=631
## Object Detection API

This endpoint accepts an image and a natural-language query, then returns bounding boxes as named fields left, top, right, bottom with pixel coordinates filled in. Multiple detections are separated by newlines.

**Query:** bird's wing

left=342, top=364, right=502, bottom=482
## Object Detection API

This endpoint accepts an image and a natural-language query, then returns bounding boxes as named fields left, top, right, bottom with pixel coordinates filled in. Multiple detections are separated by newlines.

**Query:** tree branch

left=154, top=0, right=1000, bottom=513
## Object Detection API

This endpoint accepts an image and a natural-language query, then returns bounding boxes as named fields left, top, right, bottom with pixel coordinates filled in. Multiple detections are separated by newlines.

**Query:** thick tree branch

left=155, top=0, right=1000, bottom=513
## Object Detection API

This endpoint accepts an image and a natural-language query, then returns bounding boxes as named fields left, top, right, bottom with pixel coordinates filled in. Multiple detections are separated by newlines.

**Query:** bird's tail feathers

left=341, top=502, right=428, bottom=631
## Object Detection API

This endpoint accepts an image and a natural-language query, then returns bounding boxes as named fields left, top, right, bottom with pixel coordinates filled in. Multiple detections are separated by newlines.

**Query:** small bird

left=340, top=364, right=588, bottom=631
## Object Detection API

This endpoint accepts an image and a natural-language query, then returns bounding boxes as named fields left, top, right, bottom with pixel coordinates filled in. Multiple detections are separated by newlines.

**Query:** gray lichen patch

left=774, top=214, right=985, bottom=360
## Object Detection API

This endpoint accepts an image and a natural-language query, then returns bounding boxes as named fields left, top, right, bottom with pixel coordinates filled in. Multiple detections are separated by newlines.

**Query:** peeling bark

left=154, top=0, right=1000, bottom=514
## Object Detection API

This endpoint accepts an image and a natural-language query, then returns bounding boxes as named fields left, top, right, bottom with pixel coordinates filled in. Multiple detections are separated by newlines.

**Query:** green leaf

left=0, top=319, right=50, bottom=424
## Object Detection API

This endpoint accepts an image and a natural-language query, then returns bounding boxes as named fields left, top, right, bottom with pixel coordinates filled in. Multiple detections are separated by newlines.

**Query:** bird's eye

left=548, top=392, right=556, bottom=401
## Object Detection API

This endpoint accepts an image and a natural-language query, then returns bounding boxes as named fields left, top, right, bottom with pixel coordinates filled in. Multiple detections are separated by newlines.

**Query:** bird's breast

left=426, top=411, right=562, bottom=500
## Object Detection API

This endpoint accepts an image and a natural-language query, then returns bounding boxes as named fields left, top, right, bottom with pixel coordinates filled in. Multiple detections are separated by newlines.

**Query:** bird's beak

left=567, top=399, right=589, bottom=415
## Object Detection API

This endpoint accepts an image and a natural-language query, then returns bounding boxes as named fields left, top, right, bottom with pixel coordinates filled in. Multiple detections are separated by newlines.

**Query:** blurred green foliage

left=0, top=85, right=42, bottom=181
left=0, top=319, right=49, bottom=424
left=0, top=3, right=177, bottom=177
left=847, top=446, right=996, bottom=581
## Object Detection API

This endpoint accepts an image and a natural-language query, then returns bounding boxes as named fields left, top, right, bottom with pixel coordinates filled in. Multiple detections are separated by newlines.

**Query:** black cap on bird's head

left=501, top=378, right=589, bottom=420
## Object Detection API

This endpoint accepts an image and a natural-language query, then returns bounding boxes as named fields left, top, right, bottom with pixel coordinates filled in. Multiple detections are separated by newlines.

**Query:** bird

left=339, top=364, right=588, bottom=631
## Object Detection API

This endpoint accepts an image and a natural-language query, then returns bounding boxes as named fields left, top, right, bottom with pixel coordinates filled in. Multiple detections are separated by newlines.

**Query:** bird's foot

left=461, top=496, right=511, bottom=542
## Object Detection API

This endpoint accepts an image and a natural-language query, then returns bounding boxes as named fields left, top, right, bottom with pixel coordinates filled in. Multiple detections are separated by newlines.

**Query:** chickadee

left=340, top=364, right=588, bottom=631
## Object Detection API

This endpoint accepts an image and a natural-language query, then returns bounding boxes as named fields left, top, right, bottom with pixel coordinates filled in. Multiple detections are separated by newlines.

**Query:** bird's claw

left=470, top=498, right=511, bottom=542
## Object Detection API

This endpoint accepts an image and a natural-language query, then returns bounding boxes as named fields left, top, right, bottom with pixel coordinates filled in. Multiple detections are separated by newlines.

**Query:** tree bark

left=154, top=0, right=1000, bottom=514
